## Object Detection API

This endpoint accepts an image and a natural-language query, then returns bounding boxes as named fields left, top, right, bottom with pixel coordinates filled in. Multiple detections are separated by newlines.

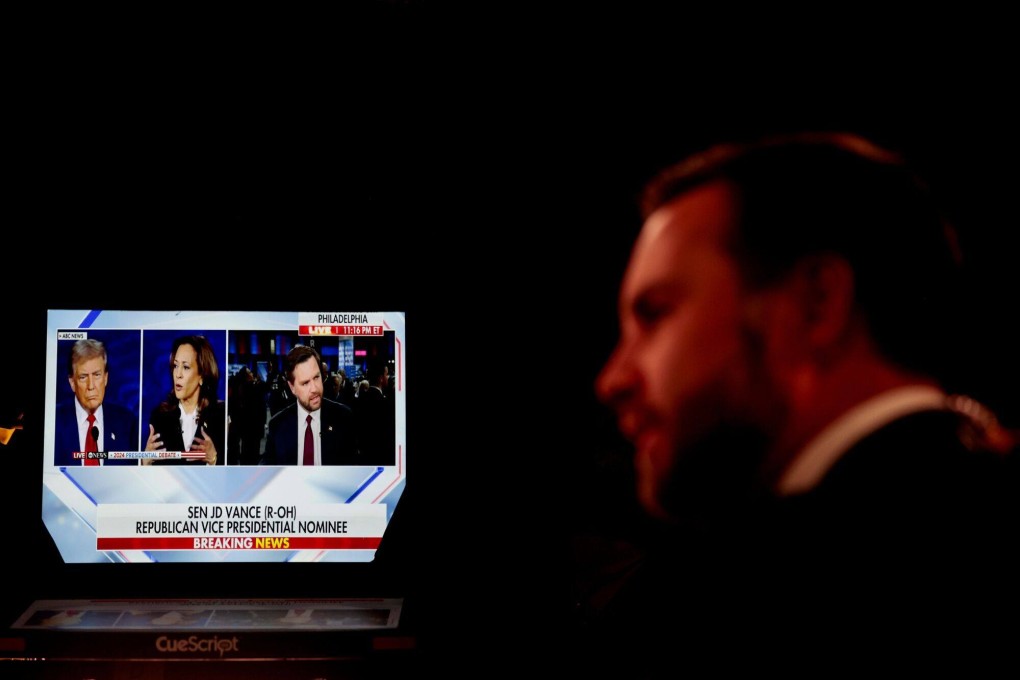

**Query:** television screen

left=43, top=310, right=406, bottom=564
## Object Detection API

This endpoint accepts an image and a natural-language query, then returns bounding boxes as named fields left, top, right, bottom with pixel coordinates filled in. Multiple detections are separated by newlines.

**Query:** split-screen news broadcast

left=43, top=310, right=405, bottom=564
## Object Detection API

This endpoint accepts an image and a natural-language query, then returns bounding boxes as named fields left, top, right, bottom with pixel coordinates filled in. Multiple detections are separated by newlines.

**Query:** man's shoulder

left=104, top=402, right=135, bottom=423
left=832, top=409, right=1000, bottom=478
left=322, top=398, right=352, bottom=418
left=267, top=403, right=297, bottom=428
left=788, top=408, right=1019, bottom=603
left=810, top=408, right=1016, bottom=529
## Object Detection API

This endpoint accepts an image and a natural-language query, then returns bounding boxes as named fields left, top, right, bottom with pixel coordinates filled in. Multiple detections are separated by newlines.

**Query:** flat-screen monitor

left=43, top=310, right=406, bottom=565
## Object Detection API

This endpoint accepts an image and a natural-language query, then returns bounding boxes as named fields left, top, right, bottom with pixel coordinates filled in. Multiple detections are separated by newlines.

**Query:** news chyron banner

left=97, top=504, right=386, bottom=552
left=43, top=310, right=406, bottom=563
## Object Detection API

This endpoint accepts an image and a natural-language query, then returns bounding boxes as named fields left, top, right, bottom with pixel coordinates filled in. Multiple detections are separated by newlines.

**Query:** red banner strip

left=98, top=536, right=382, bottom=550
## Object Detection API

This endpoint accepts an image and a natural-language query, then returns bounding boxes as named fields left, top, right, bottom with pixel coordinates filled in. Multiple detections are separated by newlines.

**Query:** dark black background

left=2, top=7, right=1018, bottom=670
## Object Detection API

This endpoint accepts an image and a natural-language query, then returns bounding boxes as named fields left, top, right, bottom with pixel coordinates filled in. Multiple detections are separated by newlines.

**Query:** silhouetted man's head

left=597, top=133, right=960, bottom=518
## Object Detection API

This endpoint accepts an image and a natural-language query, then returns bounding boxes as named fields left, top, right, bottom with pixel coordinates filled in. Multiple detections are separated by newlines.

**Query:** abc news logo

left=155, top=634, right=240, bottom=657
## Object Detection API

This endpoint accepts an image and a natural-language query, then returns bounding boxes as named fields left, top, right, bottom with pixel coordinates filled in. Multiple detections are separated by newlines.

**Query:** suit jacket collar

left=777, top=385, right=947, bottom=496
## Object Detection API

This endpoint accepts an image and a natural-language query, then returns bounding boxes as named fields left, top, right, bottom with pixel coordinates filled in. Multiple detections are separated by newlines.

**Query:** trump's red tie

left=303, top=414, right=314, bottom=466
left=84, top=414, right=99, bottom=466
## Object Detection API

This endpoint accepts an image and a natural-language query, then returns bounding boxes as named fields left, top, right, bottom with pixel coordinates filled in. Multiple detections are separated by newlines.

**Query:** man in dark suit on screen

left=354, top=360, right=395, bottom=465
left=55, top=338, right=138, bottom=466
left=259, top=344, right=358, bottom=465
left=587, top=133, right=1018, bottom=673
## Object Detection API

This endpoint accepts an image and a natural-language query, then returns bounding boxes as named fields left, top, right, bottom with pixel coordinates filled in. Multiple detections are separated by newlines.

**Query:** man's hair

left=168, top=336, right=220, bottom=413
left=642, top=132, right=962, bottom=376
left=68, top=339, right=107, bottom=377
left=285, top=345, right=322, bottom=383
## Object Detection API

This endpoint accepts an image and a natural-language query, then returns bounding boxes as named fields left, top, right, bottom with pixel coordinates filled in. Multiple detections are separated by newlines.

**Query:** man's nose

left=596, top=342, right=637, bottom=407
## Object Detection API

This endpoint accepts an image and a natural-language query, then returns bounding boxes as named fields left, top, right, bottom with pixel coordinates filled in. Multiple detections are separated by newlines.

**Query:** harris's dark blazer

left=259, top=399, right=358, bottom=465
left=148, top=400, right=226, bottom=465
left=54, top=401, right=138, bottom=466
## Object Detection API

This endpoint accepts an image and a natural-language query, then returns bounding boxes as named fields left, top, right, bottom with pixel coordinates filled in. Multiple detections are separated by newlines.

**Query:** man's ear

left=795, top=253, right=856, bottom=350
left=287, top=381, right=296, bottom=396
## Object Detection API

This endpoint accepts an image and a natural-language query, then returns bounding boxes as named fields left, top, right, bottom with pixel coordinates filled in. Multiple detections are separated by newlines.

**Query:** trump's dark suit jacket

left=259, top=399, right=358, bottom=465
left=54, top=401, right=138, bottom=466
